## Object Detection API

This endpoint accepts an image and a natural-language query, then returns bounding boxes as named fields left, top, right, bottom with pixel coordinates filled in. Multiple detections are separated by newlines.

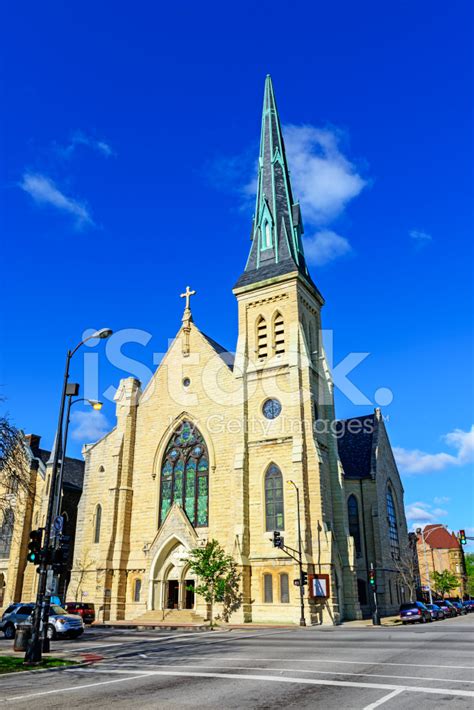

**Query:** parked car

left=425, top=603, right=445, bottom=620
left=65, top=602, right=95, bottom=624
left=399, top=601, right=432, bottom=624
left=0, top=603, right=35, bottom=639
left=462, top=600, right=474, bottom=612
left=450, top=601, right=467, bottom=615
left=434, top=599, right=457, bottom=618
left=0, top=603, right=84, bottom=640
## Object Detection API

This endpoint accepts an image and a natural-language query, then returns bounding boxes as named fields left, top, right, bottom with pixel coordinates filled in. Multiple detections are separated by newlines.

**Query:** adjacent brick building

left=417, top=525, right=466, bottom=598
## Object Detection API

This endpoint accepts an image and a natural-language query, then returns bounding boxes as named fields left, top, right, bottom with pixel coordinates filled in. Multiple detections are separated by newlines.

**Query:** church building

left=69, top=75, right=365, bottom=625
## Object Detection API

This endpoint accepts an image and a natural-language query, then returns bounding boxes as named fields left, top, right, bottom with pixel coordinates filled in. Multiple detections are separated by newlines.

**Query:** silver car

left=1, top=602, right=84, bottom=640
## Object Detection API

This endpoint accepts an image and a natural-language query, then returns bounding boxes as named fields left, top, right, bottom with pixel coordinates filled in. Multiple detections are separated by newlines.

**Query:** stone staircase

left=132, top=609, right=207, bottom=625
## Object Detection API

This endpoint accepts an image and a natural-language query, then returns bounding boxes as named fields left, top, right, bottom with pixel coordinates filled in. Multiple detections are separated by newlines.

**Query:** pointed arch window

left=256, top=315, right=268, bottom=359
left=273, top=311, right=285, bottom=355
left=94, top=504, right=102, bottom=544
left=386, top=485, right=399, bottom=558
left=0, top=509, right=14, bottom=558
left=262, top=220, right=272, bottom=250
left=265, top=464, right=284, bottom=532
left=347, top=494, right=362, bottom=558
left=159, top=420, right=209, bottom=528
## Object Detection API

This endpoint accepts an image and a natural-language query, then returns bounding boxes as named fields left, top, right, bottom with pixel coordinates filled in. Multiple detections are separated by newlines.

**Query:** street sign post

left=53, top=516, right=64, bottom=533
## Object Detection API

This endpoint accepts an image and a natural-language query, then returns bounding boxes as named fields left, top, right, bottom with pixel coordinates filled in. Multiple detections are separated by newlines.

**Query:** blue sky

left=1, top=1, right=473, bottom=546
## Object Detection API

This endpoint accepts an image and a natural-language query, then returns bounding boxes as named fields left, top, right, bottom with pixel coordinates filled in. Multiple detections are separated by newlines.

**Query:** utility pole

left=288, top=480, right=306, bottom=627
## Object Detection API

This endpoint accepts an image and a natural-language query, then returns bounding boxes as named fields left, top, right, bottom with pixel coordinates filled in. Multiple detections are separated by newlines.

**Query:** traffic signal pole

left=370, top=562, right=381, bottom=626
left=24, top=351, right=71, bottom=664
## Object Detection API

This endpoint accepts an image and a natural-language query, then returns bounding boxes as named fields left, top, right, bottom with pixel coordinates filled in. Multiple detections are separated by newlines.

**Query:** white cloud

left=58, top=131, right=116, bottom=159
left=405, top=501, right=448, bottom=531
left=19, top=172, right=93, bottom=228
left=410, top=229, right=432, bottom=244
left=303, top=229, right=353, bottom=266
left=70, top=410, right=110, bottom=443
left=394, top=425, right=474, bottom=474
left=284, top=125, right=367, bottom=226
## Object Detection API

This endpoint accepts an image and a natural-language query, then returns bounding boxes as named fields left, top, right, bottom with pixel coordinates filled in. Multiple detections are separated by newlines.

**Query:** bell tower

left=233, top=76, right=360, bottom=623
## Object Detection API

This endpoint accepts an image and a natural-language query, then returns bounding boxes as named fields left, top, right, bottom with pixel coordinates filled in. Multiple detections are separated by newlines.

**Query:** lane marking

left=99, top=662, right=474, bottom=685
left=4, top=674, right=153, bottom=702
left=363, top=689, right=404, bottom=709
left=12, top=668, right=472, bottom=700
left=135, top=655, right=474, bottom=672
left=70, top=629, right=221, bottom=651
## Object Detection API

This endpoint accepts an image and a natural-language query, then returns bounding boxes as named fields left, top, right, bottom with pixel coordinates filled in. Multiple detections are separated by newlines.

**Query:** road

left=0, top=614, right=473, bottom=709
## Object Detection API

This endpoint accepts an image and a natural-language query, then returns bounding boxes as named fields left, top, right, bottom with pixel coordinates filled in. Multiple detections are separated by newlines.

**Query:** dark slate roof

left=234, top=76, right=320, bottom=295
left=201, top=332, right=235, bottom=370
left=336, top=414, right=376, bottom=479
left=37, top=447, right=85, bottom=491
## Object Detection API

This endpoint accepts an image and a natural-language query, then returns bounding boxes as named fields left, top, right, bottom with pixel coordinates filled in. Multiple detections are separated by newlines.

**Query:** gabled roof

left=336, top=414, right=376, bottom=479
left=422, top=525, right=460, bottom=550
left=26, top=437, right=85, bottom=492
left=200, top=332, right=235, bottom=370
left=234, top=76, right=319, bottom=294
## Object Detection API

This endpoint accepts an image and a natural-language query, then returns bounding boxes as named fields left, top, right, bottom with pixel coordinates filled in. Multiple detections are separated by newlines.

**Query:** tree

left=184, top=539, right=242, bottom=627
left=432, top=570, right=459, bottom=597
left=394, top=549, right=420, bottom=601
left=69, top=548, right=95, bottom=602
left=0, top=410, right=31, bottom=515
left=464, top=553, right=474, bottom=597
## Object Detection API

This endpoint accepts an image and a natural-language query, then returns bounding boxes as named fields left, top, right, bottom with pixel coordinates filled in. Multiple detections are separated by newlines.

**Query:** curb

left=91, top=623, right=212, bottom=632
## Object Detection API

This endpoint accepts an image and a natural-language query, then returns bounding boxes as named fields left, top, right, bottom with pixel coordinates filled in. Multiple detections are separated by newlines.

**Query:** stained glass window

left=265, top=464, right=284, bottom=532
left=386, top=485, right=399, bottom=558
left=264, top=573, right=273, bottom=603
left=159, top=421, right=209, bottom=528
left=347, top=495, right=362, bottom=558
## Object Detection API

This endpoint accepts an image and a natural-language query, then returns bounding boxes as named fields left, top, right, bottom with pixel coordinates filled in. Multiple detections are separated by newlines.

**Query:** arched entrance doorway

left=149, top=538, right=196, bottom=611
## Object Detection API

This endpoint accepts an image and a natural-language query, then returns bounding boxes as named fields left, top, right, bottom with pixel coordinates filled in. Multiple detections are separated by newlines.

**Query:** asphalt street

left=0, top=614, right=473, bottom=709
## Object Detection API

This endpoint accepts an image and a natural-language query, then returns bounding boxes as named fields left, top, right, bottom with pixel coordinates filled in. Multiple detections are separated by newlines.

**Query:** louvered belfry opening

left=257, top=316, right=268, bottom=358
left=274, top=312, right=285, bottom=355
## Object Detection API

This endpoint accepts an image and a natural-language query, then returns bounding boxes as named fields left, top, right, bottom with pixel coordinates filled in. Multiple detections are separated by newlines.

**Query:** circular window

left=182, top=377, right=191, bottom=388
left=262, top=398, right=282, bottom=420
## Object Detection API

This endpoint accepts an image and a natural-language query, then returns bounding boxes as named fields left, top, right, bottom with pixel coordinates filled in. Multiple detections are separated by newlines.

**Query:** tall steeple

left=235, top=75, right=316, bottom=291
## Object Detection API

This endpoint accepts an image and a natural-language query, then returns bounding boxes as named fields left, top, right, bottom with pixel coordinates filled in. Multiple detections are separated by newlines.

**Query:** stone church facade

left=1, top=77, right=410, bottom=625
left=69, top=76, right=363, bottom=625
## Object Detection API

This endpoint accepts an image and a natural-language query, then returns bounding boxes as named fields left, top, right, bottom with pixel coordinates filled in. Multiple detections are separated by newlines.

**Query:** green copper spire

left=235, top=75, right=314, bottom=290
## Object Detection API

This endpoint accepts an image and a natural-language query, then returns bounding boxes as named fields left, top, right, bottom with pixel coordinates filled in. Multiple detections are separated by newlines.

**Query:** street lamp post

left=416, top=524, right=447, bottom=605
left=288, top=480, right=306, bottom=627
left=52, top=392, right=103, bottom=531
left=25, top=328, right=112, bottom=665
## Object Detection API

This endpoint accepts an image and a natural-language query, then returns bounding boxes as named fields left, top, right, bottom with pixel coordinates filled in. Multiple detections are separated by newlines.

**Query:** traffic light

left=301, top=571, right=308, bottom=586
left=52, top=535, right=71, bottom=573
left=459, top=530, right=467, bottom=545
left=369, top=568, right=376, bottom=587
left=27, top=529, right=42, bottom=564
left=272, top=531, right=284, bottom=548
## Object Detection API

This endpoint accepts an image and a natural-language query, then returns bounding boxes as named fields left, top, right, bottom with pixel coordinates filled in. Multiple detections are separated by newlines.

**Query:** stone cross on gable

left=180, top=285, right=196, bottom=312
left=180, top=286, right=196, bottom=357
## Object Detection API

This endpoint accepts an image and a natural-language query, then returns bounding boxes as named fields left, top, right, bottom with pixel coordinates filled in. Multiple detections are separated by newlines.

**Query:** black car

left=399, top=601, right=432, bottom=624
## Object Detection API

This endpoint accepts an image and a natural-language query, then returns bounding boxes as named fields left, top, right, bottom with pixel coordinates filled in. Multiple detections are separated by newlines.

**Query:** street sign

left=53, top=515, right=64, bottom=533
